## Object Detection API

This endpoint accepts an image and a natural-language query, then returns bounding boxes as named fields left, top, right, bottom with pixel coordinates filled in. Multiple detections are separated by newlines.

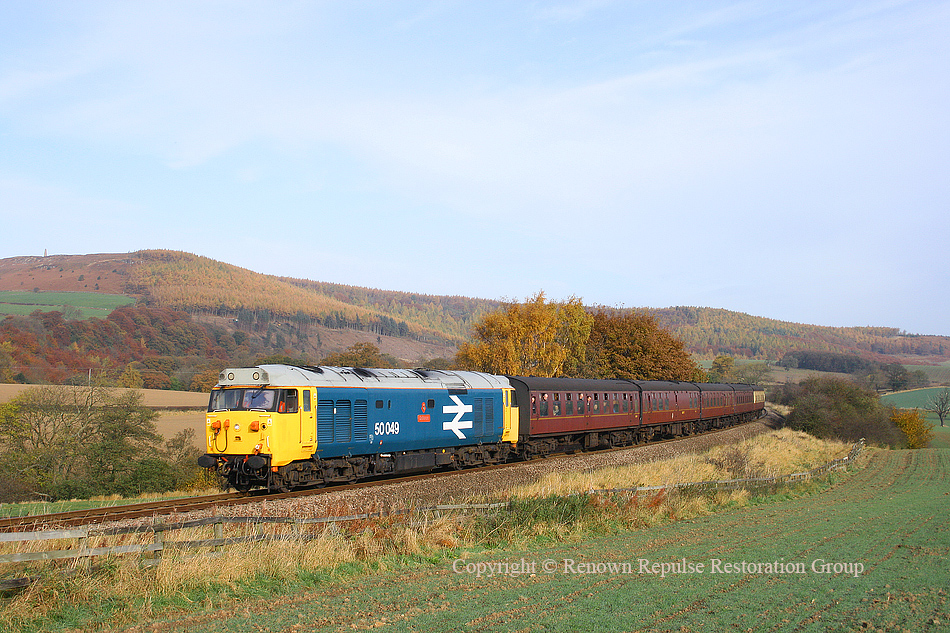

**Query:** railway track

left=0, top=417, right=775, bottom=532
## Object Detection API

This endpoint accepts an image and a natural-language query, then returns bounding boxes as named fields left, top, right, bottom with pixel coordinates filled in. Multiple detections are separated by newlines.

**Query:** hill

left=652, top=306, right=950, bottom=363
left=2, top=250, right=950, bottom=388
left=0, top=251, right=495, bottom=346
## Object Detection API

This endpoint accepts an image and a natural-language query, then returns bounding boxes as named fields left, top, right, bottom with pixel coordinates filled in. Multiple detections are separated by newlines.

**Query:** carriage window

left=428, top=399, right=435, bottom=410
left=540, top=393, right=549, bottom=417
left=577, top=394, right=585, bottom=414
left=553, top=393, right=561, bottom=416
left=613, top=394, right=620, bottom=414
left=592, top=393, right=600, bottom=414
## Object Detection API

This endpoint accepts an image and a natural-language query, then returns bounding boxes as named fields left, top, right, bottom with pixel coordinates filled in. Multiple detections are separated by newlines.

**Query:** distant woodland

left=0, top=249, right=948, bottom=388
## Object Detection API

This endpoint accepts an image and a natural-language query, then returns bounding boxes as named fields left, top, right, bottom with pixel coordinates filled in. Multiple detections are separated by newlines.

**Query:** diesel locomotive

left=198, top=364, right=766, bottom=492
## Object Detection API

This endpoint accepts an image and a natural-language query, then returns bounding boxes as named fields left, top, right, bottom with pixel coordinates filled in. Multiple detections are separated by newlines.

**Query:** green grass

left=89, top=448, right=946, bottom=633
left=0, top=291, right=134, bottom=319
left=930, top=424, right=950, bottom=449
left=881, top=387, right=949, bottom=410
left=0, top=491, right=210, bottom=518
left=10, top=448, right=947, bottom=632
left=903, top=364, right=950, bottom=385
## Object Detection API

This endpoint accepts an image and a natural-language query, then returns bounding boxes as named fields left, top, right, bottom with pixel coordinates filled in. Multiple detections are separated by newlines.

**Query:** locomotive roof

left=216, top=364, right=510, bottom=390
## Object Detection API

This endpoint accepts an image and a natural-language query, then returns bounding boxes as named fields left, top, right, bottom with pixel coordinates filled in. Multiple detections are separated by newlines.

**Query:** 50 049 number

left=374, top=421, right=400, bottom=436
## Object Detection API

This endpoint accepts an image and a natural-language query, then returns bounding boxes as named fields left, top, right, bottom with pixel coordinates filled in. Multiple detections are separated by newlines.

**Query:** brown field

left=0, top=384, right=208, bottom=447
left=154, top=410, right=207, bottom=447
left=0, top=253, right=132, bottom=294
left=0, top=384, right=208, bottom=407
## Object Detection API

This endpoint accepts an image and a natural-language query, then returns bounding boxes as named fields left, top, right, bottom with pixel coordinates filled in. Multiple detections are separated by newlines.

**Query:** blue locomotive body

left=199, top=364, right=516, bottom=491
left=312, top=384, right=506, bottom=458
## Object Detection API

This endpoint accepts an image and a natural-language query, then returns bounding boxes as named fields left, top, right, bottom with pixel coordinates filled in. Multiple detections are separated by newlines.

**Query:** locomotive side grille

left=317, top=399, right=334, bottom=444
left=335, top=400, right=352, bottom=443
left=473, top=398, right=484, bottom=437
left=354, top=399, right=369, bottom=441
left=472, top=397, right=494, bottom=437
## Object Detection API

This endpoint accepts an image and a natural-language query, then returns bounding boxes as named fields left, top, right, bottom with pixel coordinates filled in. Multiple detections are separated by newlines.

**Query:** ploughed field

left=149, top=448, right=950, bottom=632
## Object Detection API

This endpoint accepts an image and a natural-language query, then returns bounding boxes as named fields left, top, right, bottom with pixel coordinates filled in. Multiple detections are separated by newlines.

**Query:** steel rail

left=0, top=416, right=773, bottom=532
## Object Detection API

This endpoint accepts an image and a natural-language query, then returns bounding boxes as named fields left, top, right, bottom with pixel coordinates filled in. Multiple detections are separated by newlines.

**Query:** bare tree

left=928, top=388, right=950, bottom=427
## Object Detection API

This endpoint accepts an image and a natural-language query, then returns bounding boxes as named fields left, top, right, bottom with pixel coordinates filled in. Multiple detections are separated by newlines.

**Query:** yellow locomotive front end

left=198, top=368, right=316, bottom=491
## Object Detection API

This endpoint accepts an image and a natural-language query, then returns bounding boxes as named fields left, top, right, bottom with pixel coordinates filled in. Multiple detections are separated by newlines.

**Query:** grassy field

left=139, top=448, right=947, bottom=633
left=904, top=363, right=950, bottom=386
left=881, top=387, right=948, bottom=410
left=0, top=290, right=134, bottom=319
left=930, top=424, right=950, bottom=449
left=882, top=388, right=950, bottom=445
left=3, top=436, right=947, bottom=632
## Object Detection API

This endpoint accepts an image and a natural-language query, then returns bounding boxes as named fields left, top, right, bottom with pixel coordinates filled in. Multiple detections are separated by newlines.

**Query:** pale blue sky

left=2, top=1, right=948, bottom=335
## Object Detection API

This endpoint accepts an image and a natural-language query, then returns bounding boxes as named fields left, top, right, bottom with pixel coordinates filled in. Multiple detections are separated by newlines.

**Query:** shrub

left=891, top=408, right=934, bottom=449
left=785, top=377, right=903, bottom=447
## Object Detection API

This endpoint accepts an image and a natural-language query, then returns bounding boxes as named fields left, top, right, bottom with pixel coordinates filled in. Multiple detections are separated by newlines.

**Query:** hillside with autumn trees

left=651, top=306, right=949, bottom=362
left=1, top=250, right=948, bottom=388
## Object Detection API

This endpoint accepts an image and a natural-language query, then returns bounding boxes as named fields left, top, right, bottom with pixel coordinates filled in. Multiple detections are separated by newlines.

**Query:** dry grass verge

left=512, top=427, right=851, bottom=497
left=0, top=428, right=855, bottom=632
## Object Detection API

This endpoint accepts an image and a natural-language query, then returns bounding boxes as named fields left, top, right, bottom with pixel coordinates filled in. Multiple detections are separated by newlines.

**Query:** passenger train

left=198, top=364, right=765, bottom=491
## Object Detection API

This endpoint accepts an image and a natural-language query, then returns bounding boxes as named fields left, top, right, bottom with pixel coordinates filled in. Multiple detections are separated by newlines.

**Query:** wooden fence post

left=147, top=520, right=165, bottom=568
left=77, top=534, right=90, bottom=571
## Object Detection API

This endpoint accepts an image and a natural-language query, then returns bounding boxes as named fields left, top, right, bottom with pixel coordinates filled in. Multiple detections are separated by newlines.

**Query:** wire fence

left=0, top=440, right=864, bottom=591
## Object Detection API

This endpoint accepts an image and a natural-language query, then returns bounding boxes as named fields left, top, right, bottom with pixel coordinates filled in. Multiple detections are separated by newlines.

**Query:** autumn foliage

left=0, top=306, right=246, bottom=388
left=456, top=294, right=703, bottom=381
left=455, top=293, right=593, bottom=377
left=891, top=408, right=934, bottom=449
left=584, top=309, right=705, bottom=381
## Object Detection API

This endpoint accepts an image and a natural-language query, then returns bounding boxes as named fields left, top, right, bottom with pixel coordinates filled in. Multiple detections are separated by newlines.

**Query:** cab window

left=278, top=389, right=298, bottom=414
